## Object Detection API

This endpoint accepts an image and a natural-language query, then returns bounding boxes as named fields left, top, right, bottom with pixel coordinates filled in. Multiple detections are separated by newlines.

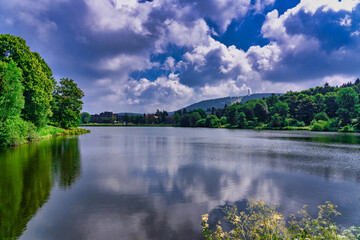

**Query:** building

left=90, top=112, right=123, bottom=123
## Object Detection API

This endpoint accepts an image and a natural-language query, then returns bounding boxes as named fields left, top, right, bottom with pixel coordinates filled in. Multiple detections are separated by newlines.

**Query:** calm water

left=1, top=127, right=360, bottom=239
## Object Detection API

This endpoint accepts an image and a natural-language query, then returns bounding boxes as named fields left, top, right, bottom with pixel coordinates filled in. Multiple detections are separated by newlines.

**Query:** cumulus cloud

left=1, top=0, right=360, bottom=113
left=252, top=0, right=360, bottom=83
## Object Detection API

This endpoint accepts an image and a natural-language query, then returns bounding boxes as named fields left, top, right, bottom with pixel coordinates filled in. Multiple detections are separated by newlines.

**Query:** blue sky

left=1, top=0, right=360, bottom=113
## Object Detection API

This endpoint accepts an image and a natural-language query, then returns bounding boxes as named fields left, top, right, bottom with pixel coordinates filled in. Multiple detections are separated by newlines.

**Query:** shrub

left=0, top=117, right=39, bottom=147
left=340, top=125, right=354, bottom=132
left=269, top=113, right=287, bottom=128
left=202, top=199, right=360, bottom=240
left=287, top=118, right=305, bottom=127
left=314, top=112, right=329, bottom=121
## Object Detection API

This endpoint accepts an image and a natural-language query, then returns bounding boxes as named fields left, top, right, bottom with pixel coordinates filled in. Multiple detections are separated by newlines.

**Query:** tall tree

left=336, top=88, right=359, bottom=126
left=254, top=100, right=269, bottom=122
left=0, top=34, right=54, bottom=126
left=0, top=61, right=24, bottom=122
left=52, top=78, right=84, bottom=129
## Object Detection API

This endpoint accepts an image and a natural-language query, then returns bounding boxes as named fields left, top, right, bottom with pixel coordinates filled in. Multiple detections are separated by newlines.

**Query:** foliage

left=0, top=61, right=24, bottom=122
left=313, top=112, right=329, bottom=122
left=51, top=78, right=84, bottom=129
left=0, top=35, right=86, bottom=148
left=202, top=199, right=360, bottom=240
left=0, top=34, right=54, bottom=127
left=253, top=100, right=269, bottom=122
left=81, top=112, right=91, bottom=124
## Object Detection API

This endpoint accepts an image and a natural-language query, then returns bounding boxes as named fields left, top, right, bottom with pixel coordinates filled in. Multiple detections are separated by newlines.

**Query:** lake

left=1, top=127, right=360, bottom=239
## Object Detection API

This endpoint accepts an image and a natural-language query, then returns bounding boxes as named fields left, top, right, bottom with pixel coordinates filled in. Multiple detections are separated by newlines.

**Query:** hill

left=174, top=93, right=281, bottom=113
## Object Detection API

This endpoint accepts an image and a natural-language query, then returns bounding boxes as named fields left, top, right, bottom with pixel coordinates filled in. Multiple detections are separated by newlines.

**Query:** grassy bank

left=0, top=125, right=90, bottom=148
left=38, top=125, right=90, bottom=138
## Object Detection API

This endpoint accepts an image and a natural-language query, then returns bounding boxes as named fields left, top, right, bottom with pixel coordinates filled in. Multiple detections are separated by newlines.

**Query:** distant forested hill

left=175, top=93, right=281, bottom=112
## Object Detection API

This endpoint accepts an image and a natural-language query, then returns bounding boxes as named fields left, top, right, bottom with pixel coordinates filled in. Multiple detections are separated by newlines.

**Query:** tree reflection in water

left=0, top=136, right=81, bottom=239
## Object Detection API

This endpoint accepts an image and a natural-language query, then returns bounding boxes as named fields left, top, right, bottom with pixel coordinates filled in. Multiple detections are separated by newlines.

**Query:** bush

left=313, top=112, right=329, bottom=121
left=202, top=199, right=360, bottom=240
left=340, top=125, right=354, bottom=132
left=310, top=119, right=338, bottom=132
left=287, top=118, right=305, bottom=127
left=196, top=118, right=206, bottom=127
left=269, top=114, right=287, bottom=128
left=0, top=117, right=39, bottom=147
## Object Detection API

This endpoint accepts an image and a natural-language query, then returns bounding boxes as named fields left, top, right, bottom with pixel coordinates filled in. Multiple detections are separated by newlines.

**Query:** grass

left=38, top=125, right=90, bottom=138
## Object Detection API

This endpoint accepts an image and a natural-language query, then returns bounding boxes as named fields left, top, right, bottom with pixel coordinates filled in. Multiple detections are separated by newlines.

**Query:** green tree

left=237, top=112, right=247, bottom=128
left=336, top=88, right=358, bottom=126
left=270, top=102, right=289, bottom=118
left=0, top=61, right=24, bottom=122
left=52, top=78, right=84, bottom=129
left=124, top=113, right=130, bottom=123
left=336, top=88, right=358, bottom=113
left=196, top=108, right=207, bottom=118
left=269, top=113, right=287, bottom=127
left=0, top=34, right=54, bottom=126
left=324, top=92, right=339, bottom=118
left=179, top=114, right=191, bottom=127
left=254, top=100, right=269, bottom=122
left=313, top=112, right=329, bottom=122
left=266, top=94, right=279, bottom=108
left=295, top=97, right=316, bottom=124
left=81, top=112, right=91, bottom=124
left=189, top=112, right=201, bottom=127
left=226, top=104, right=240, bottom=125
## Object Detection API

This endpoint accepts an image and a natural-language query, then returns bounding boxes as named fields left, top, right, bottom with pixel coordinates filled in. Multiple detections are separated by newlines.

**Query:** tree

left=254, top=100, right=269, bottom=122
left=237, top=112, right=247, bottom=128
left=52, top=78, right=84, bottom=129
left=0, top=61, right=24, bottom=122
left=270, top=102, right=289, bottom=118
left=124, top=113, right=130, bottom=123
left=179, top=114, right=191, bottom=127
left=0, top=61, right=38, bottom=147
left=189, top=112, right=201, bottom=127
left=196, top=108, right=207, bottom=118
left=0, top=34, right=54, bottom=126
left=295, top=97, right=317, bottom=124
left=324, top=92, right=338, bottom=118
left=266, top=94, right=279, bottom=108
left=81, top=112, right=91, bottom=124
left=313, top=112, right=329, bottom=122
left=226, top=104, right=240, bottom=125
left=336, top=88, right=358, bottom=126
left=336, top=88, right=358, bottom=113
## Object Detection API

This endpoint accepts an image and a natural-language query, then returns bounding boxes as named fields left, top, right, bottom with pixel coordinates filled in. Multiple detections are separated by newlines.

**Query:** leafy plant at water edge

left=201, top=199, right=360, bottom=240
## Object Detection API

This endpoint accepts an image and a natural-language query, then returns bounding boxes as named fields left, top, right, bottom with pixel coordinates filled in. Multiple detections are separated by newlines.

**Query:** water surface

left=1, top=127, right=360, bottom=239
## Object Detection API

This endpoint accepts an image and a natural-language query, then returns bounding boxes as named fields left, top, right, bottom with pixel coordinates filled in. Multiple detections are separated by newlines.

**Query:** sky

left=1, top=0, right=360, bottom=114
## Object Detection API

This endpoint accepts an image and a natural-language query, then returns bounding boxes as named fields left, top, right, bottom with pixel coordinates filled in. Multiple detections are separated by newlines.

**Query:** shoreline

left=79, top=123, right=360, bottom=133
left=3, top=127, right=90, bottom=148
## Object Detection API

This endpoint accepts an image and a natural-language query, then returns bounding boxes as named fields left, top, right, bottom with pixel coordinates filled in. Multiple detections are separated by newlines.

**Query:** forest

left=172, top=80, right=360, bottom=132
left=0, top=34, right=87, bottom=148
left=97, top=80, right=360, bottom=133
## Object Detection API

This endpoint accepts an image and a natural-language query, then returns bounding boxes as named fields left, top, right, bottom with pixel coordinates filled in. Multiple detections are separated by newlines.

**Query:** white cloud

left=84, top=0, right=151, bottom=33
left=339, top=14, right=352, bottom=27
left=199, top=80, right=248, bottom=99
left=99, top=54, right=156, bottom=72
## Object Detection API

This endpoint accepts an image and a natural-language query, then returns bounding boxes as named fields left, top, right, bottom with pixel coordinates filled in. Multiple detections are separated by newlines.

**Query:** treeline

left=0, top=34, right=85, bottom=147
left=173, top=80, right=360, bottom=132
